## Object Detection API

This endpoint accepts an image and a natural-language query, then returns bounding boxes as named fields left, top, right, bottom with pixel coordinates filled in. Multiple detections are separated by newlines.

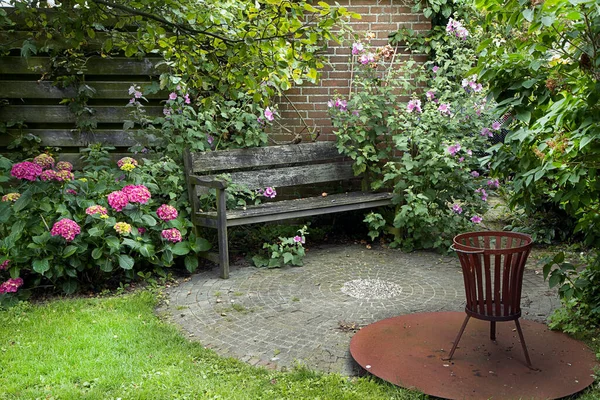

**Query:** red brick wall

left=271, top=0, right=430, bottom=143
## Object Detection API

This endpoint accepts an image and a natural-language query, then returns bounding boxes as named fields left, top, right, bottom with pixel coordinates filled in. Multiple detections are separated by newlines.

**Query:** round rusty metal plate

left=350, top=312, right=598, bottom=399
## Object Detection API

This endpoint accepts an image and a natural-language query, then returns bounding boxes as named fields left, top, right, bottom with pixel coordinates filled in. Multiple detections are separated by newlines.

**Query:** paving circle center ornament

left=341, top=279, right=403, bottom=299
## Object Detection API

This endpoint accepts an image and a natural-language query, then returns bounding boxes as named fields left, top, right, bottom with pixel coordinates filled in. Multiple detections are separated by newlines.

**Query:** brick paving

left=162, top=244, right=559, bottom=375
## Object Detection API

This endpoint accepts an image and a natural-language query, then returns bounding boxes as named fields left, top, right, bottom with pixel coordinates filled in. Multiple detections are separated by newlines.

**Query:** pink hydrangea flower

left=107, top=190, right=129, bottom=212
left=407, top=99, right=422, bottom=113
left=122, top=185, right=151, bottom=204
left=138, top=227, right=147, bottom=235
left=40, top=170, right=58, bottom=181
left=1, top=193, right=20, bottom=202
left=452, top=204, right=463, bottom=214
left=33, top=154, right=55, bottom=169
left=117, top=157, right=138, bottom=168
left=55, top=161, right=73, bottom=172
left=51, top=218, right=81, bottom=241
left=264, top=107, right=275, bottom=122
left=471, top=215, right=482, bottom=224
left=85, top=205, right=108, bottom=216
left=55, top=170, right=75, bottom=182
left=0, top=259, right=10, bottom=270
left=156, top=204, right=178, bottom=221
left=11, top=161, right=43, bottom=181
left=0, top=277, right=24, bottom=294
left=114, top=222, right=132, bottom=235
left=161, top=228, right=183, bottom=243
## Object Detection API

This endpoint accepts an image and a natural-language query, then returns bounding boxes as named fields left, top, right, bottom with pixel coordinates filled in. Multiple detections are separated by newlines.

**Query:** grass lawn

left=0, top=289, right=422, bottom=400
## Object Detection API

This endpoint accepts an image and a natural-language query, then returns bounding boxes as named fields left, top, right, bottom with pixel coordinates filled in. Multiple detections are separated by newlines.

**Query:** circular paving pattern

left=341, top=278, right=403, bottom=299
left=164, top=244, right=560, bottom=375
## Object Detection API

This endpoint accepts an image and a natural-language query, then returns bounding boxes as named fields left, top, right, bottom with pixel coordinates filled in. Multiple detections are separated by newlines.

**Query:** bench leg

left=216, top=188, right=229, bottom=279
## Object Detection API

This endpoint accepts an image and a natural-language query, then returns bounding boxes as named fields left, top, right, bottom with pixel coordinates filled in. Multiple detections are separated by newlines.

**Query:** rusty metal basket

left=446, top=231, right=534, bottom=367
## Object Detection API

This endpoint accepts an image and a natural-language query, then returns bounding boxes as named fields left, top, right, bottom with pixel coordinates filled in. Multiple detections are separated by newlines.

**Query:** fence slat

left=0, top=56, right=165, bottom=75
left=1, top=129, right=148, bottom=147
left=0, top=105, right=162, bottom=123
left=2, top=81, right=168, bottom=100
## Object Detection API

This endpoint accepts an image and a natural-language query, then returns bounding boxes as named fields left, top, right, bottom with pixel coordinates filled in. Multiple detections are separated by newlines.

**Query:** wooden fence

left=0, top=50, right=165, bottom=166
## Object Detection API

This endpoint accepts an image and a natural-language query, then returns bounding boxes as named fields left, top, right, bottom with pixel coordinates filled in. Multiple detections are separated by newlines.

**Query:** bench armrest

left=189, top=175, right=229, bottom=189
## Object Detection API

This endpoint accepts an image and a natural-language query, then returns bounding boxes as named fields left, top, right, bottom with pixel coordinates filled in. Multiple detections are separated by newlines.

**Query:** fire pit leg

left=514, top=319, right=533, bottom=368
left=444, top=314, right=470, bottom=361
left=490, top=321, right=496, bottom=341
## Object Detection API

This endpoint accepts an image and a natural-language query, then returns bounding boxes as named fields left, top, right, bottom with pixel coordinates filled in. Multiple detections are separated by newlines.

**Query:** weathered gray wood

left=0, top=31, right=106, bottom=51
left=0, top=56, right=165, bottom=75
left=1, top=129, right=144, bottom=147
left=2, top=81, right=167, bottom=99
left=196, top=192, right=394, bottom=227
left=216, top=188, right=229, bottom=279
left=0, top=105, right=162, bottom=123
left=196, top=161, right=355, bottom=192
left=190, top=141, right=342, bottom=173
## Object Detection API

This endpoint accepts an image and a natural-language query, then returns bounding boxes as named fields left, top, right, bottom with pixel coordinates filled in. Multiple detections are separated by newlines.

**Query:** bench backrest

left=185, top=141, right=355, bottom=194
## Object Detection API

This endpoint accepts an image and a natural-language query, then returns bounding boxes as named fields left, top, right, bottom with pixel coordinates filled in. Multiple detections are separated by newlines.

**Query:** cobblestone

left=162, top=243, right=560, bottom=375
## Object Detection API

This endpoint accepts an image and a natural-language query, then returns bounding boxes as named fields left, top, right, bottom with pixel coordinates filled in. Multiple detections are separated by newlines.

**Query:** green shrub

left=329, top=26, right=497, bottom=251
left=0, top=147, right=210, bottom=300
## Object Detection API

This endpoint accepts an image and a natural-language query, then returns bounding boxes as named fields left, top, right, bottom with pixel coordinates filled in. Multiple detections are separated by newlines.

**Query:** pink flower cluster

left=471, top=215, right=483, bottom=224
left=56, top=161, right=73, bottom=172
left=452, top=204, right=463, bottom=214
left=438, top=103, right=452, bottom=116
left=0, top=259, right=10, bottom=270
left=461, top=75, right=483, bottom=93
left=446, top=18, right=469, bottom=39
left=107, top=191, right=129, bottom=211
left=258, top=187, right=277, bottom=199
left=122, top=185, right=151, bottom=204
left=1, top=193, right=20, bottom=202
left=487, top=179, right=500, bottom=189
left=264, top=107, right=275, bottom=122
left=475, top=188, right=488, bottom=201
left=33, top=154, right=55, bottom=169
left=117, top=157, right=138, bottom=168
left=0, top=277, right=23, bottom=294
left=447, top=143, right=462, bottom=156
left=157, top=204, right=178, bottom=221
left=293, top=235, right=305, bottom=244
left=11, top=161, right=43, bottom=181
left=407, top=99, right=422, bottom=113
left=86, top=205, right=108, bottom=216
left=359, top=52, right=375, bottom=65
left=51, top=218, right=81, bottom=241
left=352, top=42, right=364, bottom=55
left=161, top=228, right=182, bottom=243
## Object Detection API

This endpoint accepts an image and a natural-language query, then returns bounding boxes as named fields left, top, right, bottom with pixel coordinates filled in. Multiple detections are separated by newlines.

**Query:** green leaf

left=548, top=273, right=561, bottom=288
left=88, top=227, right=103, bottom=237
left=192, top=237, right=211, bottom=252
left=522, top=9, right=534, bottom=22
left=62, top=279, right=79, bottom=295
left=171, top=242, right=190, bottom=256
left=12, top=188, right=32, bottom=213
left=123, top=238, right=141, bottom=250
left=117, top=254, right=134, bottom=270
left=63, top=245, right=78, bottom=258
left=283, top=252, right=294, bottom=264
left=92, top=247, right=103, bottom=260
left=184, top=255, right=199, bottom=273
left=141, top=215, right=157, bottom=227
left=100, top=259, right=113, bottom=272
left=32, top=258, right=50, bottom=274
left=105, top=236, right=120, bottom=249
left=0, top=202, right=12, bottom=223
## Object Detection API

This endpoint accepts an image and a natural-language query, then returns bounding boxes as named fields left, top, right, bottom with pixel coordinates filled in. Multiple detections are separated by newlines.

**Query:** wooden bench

left=183, top=141, right=393, bottom=278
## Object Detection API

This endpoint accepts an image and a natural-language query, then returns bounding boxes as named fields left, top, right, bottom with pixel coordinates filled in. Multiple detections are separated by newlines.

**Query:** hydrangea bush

left=0, top=150, right=210, bottom=300
left=329, top=23, right=499, bottom=251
